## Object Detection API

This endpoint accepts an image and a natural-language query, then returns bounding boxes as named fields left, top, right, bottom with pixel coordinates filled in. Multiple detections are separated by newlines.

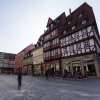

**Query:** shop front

left=44, top=60, right=61, bottom=76
left=62, top=54, right=100, bottom=78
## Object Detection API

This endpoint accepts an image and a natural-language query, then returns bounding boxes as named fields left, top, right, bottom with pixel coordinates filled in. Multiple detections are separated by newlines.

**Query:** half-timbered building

left=43, top=13, right=66, bottom=75
left=60, top=3, right=100, bottom=77
left=43, top=3, right=100, bottom=77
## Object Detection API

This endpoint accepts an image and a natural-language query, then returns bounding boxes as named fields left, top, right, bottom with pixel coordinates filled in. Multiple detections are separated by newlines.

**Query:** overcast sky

left=0, top=0, right=100, bottom=54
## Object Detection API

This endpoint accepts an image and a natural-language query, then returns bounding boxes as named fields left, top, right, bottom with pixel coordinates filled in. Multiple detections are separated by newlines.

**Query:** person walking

left=17, top=68, right=22, bottom=90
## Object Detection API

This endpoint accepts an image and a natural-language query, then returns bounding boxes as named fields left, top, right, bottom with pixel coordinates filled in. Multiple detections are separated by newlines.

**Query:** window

left=82, top=29, right=87, bottom=38
left=61, top=38, right=65, bottom=46
left=68, top=21, right=71, bottom=25
left=53, top=38, right=59, bottom=45
left=55, top=49, right=58, bottom=55
left=75, top=32, right=80, bottom=41
left=81, top=42, right=84, bottom=49
left=74, top=44, right=76, bottom=51
left=44, top=42, right=50, bottom=48
left=84, top=40, right=90, bottom=52
left=79, top=14, right=82, bottom=18
left=72, top=26, right=76, bottom=30
left=45, top=34, right=51, bottom=40
left=87, top=26, right=94, bottom=36
left=52, top=30, right=56, bottom=37
left=51, top=24, right=53, bottom=30
left=56, top=20, right=59, bottom=24
left=61, top=48, right=64, bottom=57
left=82, top=20, right=86, bottom=25
left=4, top=63, right=8, bottom=67
left=63, top=31, right=67, bottom=34
left=48, top=52, right=50, bottom=58
left=78, top=31, right=82, bottom=40
left=47, top=26, right=50, bottom=31
left=65, top=37, right=68, bottom=45
left=58, top=49, right=60, bottom=55
left=84, top=41, right=90, bottom=48
left=0, top=63, right=3, bottom=67
left=43, top=43, right=46, bottom=48
left=51, top=31, right=54, bottom=37
left=67, top=46, right=70, bottom=56
left=47, top=52, right=49, bottom=57
left=89, top=39, right=95, bottom=51
left=62, top=47, right=68, bottom=57
left=71, top=34, right=76, bottom=43
left=52, top=39, right=55, bottom=45
left=87, top=26, right=92, bottom=32
left=60, top=39, right=63, bottom=46
left=63, top=38, right=66, bottom=45
left=76, top=43, right=82, bottom=54
left=51, top=51, right=54, bottom=57
left=56, top=38, right=59, bottom=44
left=68, top=35, right=72, bottom=44
left=73, top=44, right=77, bottom=54
left=44, top=53, right=46, bottom=58
left=81, top=42, right=85, bottom=53
left=70, top=45, right=74, bottom=55
left=65, top=47, right=68, bottom=56
left=89, top=39, right=94, bottom=46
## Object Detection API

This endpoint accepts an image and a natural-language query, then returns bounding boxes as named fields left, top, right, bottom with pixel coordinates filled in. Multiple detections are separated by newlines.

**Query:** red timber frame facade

left=43, top=13, right=66, bottom=75
left=43, top=3, right=100, bottom=77
left=15, top=44, right=34, bottom=74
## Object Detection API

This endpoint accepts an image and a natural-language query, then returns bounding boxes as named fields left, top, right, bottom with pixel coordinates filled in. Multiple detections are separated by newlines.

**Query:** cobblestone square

left=0, top=75, right=100, bottom=100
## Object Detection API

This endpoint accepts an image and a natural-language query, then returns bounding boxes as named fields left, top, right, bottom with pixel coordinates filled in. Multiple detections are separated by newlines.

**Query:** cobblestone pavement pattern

left=0, top=75, right=100, bottom=100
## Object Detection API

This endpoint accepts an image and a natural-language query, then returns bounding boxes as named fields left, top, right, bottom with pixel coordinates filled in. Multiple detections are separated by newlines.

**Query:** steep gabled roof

left=54, top=12, right=66, bottom=24
left=23, top=44, right=34, bottom=54
left=17, top=44, right=34, bottom=54
left=66, top=2, right=92, bottom=19
left=54, top=12, right=66, bottom=21
left=46, top=17, right=53, bottom=27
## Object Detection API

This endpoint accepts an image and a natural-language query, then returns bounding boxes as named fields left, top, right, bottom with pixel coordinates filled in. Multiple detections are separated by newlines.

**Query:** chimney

left=69, top=8, right=71, bottom=15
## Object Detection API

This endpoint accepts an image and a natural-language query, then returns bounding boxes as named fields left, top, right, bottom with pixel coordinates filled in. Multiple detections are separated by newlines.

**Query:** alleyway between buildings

left=0, top=75, right=100, bottom=100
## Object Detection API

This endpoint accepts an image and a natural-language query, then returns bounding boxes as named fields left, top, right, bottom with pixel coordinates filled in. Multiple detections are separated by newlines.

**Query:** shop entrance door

left=87, top=64, right=96, bottom=76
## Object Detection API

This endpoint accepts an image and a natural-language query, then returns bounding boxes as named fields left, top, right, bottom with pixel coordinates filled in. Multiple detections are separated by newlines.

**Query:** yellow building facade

left=32, top=47, right=44, bottom=75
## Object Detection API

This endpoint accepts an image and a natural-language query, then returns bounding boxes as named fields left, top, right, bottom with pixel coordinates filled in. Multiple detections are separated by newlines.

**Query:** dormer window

left=55, top=19, right=59, bottom=24
left=68, top=21, right=71, bottom=25
left=79, top=14, right=82, bottom=18
left=82, top=20, right=86, bottom=25
left=51, top=24, right=53, bottom=30
left=47, top=26, right=50, bottom=31
left=72, top=26, right=76, bottom=30
left=51, top=30, right=56, bottom=37
left=63, top=31, right=66, bottom=34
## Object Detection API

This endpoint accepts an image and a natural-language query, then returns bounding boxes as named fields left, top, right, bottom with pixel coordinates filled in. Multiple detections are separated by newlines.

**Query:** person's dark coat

left=17, top=72, right=22, bottom=89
